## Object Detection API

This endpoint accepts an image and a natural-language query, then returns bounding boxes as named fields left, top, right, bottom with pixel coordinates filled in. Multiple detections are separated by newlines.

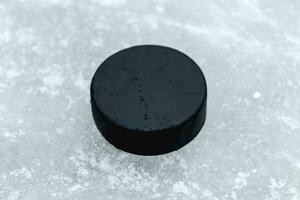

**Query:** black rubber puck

left=91, top=45, right=207, bottom=155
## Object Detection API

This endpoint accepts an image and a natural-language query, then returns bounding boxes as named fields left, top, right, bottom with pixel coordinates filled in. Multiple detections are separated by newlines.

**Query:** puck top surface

left=91, top=45, right=207, bottom=132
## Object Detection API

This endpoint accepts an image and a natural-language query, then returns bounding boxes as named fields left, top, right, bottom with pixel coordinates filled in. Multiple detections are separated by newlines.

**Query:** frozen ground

left=0, top=0, right=300, bottom=199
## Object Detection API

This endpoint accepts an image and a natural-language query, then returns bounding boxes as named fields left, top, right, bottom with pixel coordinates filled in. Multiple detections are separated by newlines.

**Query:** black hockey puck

left=91, top=45, right=207, bottom=155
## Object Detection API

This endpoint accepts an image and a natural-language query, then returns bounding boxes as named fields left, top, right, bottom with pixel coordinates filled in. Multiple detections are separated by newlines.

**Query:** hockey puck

left=91, top=45, right=207, bottom=155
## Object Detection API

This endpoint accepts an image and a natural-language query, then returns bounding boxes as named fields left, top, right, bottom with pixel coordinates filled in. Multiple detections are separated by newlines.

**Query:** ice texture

left=0, top=0, right=300, bottom=199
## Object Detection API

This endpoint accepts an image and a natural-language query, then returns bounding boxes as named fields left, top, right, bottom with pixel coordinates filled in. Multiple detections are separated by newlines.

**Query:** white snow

left=173, top=181, right=191, bottom=196
left=252, top=91, right=262, bottom=99
left=42, top=74, right=64, bottom=89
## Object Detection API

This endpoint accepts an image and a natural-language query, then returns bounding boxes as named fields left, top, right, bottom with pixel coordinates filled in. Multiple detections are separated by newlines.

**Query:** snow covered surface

left=0, top=0, right=300, bottom=199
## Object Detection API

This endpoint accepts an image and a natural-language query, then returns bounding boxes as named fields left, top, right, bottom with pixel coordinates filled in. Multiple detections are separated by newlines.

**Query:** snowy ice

left=0, top=0, right=300, bottom=199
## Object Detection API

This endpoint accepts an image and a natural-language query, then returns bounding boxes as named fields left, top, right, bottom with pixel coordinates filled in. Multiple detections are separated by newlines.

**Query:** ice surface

left=0, top=0, right=300, bottom=199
